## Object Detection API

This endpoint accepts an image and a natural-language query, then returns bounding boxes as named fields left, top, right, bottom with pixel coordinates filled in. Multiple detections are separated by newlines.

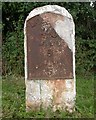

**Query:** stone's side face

left=24, top=5, right=76, bottom=112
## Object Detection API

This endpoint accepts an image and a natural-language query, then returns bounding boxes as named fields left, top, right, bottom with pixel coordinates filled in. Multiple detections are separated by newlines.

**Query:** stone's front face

left=24, top=5, right=76, bottom=113
left=26, top=12, right=73, bottom=80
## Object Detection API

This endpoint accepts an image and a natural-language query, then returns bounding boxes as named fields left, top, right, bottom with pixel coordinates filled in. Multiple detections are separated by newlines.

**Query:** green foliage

left=2, top=2, right=96, bottom=76
left=3, top=23, right=24, bottom=75
left=2, top=75, right=94, bottom=118
left=76, top=37, right=96, bottom=75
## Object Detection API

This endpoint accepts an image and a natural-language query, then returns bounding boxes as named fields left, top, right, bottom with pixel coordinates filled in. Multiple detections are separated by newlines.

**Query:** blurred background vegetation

left=2, top=2, right=95, bottom=118
left=2, top=2, right=96, bottom=76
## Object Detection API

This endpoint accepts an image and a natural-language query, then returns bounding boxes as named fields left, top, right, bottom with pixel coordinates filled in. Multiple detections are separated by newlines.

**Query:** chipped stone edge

left=24, top=5, right=76, bottom=110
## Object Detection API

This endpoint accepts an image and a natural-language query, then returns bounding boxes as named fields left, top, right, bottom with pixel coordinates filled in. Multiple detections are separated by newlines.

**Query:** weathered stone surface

left=26, top=13, right=73, bottom=80
left=24, top=5, right=76, bottom=112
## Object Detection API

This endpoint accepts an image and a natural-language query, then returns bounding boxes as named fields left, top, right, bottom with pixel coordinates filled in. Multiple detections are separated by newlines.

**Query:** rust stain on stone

left=26, top=79, right=74, bottom=111
left=25, top=6, right=75, bottom=113
left=44, top=80, right=66, bottom=104
left=26, top=101, right=40, bottom=111
left=26, top=13, right=73, bottom=80
left=53, top=80, right=66, bottom=104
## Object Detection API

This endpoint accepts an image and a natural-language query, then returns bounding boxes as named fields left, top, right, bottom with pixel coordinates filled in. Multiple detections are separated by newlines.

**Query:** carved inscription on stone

left=26, top=12, right=73, bottom=80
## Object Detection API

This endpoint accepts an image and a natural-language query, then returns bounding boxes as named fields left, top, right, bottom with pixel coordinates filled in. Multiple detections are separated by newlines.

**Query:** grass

left=2, top=74, right=94, bottom=118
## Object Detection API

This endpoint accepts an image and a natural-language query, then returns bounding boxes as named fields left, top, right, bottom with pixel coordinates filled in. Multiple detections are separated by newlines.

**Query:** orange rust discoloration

left=26, top=79, right=75, bottom=111
left=26, top=101, right=33, bottom=108
left=45, top=80, right=66, bottom=104
left=53, top=80, right=66, bottom=104
left=26, top=101, right=40, bottom=111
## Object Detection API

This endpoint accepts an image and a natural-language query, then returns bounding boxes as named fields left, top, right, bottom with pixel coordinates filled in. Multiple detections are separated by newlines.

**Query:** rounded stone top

left=24, top=5, right=76, bottom=80
left=24, top=5, right=75, bottom=52
left=25, top=5, right=73, bottom=22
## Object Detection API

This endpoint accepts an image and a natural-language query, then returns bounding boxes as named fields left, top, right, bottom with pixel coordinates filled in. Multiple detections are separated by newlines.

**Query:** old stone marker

left=24, top=5, right=76, bottom=112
